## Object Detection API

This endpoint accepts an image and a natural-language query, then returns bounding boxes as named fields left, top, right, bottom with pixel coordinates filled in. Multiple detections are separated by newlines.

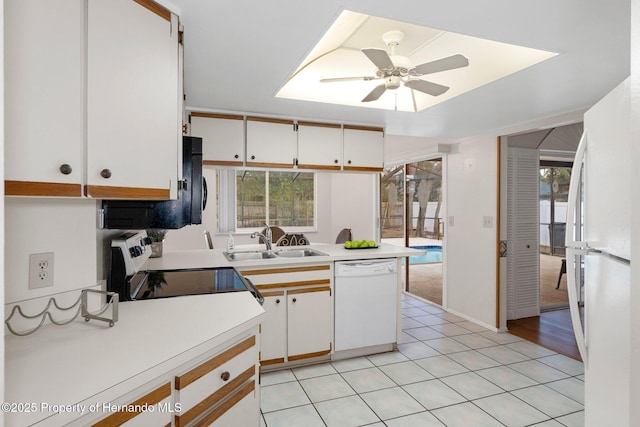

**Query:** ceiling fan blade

left=405, top=79, right=450, bottom=96
left=320, top=76, right=378, bottom=83
left=362, top=84, right=387, bottom=102
left=362, top=48, right=394, bottom=70
left=410, top=54, right=469, bottom=76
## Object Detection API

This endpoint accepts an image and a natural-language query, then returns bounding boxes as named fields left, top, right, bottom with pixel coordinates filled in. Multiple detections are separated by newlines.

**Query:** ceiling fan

left=320, top=30, right=469, bottom=103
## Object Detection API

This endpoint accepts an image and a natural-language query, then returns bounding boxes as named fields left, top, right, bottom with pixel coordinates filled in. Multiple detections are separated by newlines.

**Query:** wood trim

left=261, top=291, right=285, bottom=298
left=175, top=336, right=255, bottom=390
left=84, top=185, right=170, bottom=200
left=175, top=366, right=254, bottom=427
left=255, top=279, right=331, bottom=291
left=191, top=381, right=255, bottom=427
left=496, top=136, right=502, bottom=329
left=241, top=265, right=330, bottom=276
left=246, top=116, right=294, bottom=125
left=133, top=0, right=171, bottom=21
left=260, top=357, right=285, bottom=366
left=288, top=348, right=331, bottom=362
left=297, top=164, right=341, bottom=171
left=92, top=382, right=171, bottom=426
left=5, top=180, right=82, bottom=197
left=343, top=124, right=384, bottom=133
left=297, top=121, right=341, bottom=129
left=288, top=286, right=331, bottom=295
left=246, top=162, right=294, bottom=169
left=190, top=112, right=244, bottom=121
left=342, top=166, right=384, bottom=173
left=203, top=160, right=244, bottom=167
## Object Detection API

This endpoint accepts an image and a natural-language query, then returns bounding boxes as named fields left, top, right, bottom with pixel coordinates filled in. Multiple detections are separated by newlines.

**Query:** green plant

left=146, top=229, right=167, bottom=242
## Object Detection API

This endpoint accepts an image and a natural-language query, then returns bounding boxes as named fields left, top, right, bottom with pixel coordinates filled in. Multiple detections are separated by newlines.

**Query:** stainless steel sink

left=274, top=248, right=329, bottom=258
left=223, top=250, right=278, bottom=261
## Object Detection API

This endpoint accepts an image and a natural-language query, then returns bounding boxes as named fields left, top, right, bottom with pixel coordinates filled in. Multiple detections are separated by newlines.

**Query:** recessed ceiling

left=166, top=0, right=630, bottom=138
left=276, top=10, right=557, bottom=112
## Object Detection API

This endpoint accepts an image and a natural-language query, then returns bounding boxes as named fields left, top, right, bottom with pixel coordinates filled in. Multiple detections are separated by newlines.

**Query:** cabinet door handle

left=234, top=154, right=239, bottom=159
left=292, top=298, right=297, bottom=303
left=220, top=371, right=231, bottom=381
left=347, top=160, right=352, bottom=165
left=334, top=159, right=339, bottom=164
left=275, top=299, right=280, bottom=304
left=250, top=155, right=255, bottom=160
left=59, top=164, right=72, bottom=175
left=100, top=169, right=112, bottom=179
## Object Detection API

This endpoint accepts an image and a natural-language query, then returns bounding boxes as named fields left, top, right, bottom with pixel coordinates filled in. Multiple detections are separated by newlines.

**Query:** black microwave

left=101, top=136, right=205, bottom=229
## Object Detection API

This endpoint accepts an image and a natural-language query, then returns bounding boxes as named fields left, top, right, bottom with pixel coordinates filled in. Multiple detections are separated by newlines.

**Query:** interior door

left=507, top=147, right=540, bottom=319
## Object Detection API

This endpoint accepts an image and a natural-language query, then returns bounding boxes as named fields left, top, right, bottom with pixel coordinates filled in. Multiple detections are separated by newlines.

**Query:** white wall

left=163, top=168, right=378, bottom=250
left=1, top=0, right=5, bottom=410
left=445, top=137, right=498, bottom=328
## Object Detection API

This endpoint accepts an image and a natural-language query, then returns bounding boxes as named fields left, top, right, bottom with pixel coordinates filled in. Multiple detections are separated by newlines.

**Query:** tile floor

left=259, top=293, right=584, bottom=427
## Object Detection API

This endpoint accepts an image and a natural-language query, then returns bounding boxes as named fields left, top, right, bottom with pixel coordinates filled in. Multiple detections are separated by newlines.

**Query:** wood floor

left=507, top=308, right=582, bottom=361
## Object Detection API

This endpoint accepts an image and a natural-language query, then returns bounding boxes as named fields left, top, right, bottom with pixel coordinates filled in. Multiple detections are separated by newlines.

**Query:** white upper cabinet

left=343, top=126, right=385, bottom=172
left=4, top=0, right=85, bottom=197
left=297, top=122, right=342, bottom=171
left=86, top=0, right=180, bottom=199
left=190, top=113, right=245, bottom=167
left=246, top=117, right=297, bottom=168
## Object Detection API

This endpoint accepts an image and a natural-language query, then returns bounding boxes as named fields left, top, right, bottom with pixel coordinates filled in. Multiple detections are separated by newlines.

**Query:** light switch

left=483, top=216, right=493, bottom=228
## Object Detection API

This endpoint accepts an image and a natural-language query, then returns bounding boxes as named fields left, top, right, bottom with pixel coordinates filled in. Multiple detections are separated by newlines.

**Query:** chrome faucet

left=251, top=223, right=273, bottom=251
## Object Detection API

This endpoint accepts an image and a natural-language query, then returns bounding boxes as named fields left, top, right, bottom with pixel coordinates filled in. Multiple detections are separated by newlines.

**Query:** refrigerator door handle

left=565, top=130, right=588, bottom=365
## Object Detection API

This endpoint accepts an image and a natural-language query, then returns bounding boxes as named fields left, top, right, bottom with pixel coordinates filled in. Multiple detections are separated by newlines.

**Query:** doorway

left=381, top=158, right=444, bottom=305
left=539, top=162, right=572, bottom=310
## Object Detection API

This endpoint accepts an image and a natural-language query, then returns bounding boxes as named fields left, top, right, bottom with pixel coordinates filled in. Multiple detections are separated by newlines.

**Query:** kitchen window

left=217, top=169, right=316, bottom=232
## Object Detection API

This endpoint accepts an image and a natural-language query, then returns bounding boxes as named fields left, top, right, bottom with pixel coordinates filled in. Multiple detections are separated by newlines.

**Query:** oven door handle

left=243, top=277, right=264, bottom=305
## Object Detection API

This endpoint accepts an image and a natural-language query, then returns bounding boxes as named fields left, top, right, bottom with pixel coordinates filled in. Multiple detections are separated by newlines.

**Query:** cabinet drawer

left=240, top=265, right=331, bottom=291
left=175, top=335, right=257, bottom=427
left=91, top=382, right=172, bottom=427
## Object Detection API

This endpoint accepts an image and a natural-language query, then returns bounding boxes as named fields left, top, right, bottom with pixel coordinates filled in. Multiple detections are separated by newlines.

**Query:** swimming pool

left=408, top=245, right=442, bottom=264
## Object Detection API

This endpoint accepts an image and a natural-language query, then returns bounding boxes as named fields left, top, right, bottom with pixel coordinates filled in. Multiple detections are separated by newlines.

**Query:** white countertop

left=144, top=243, right=424, bottom=271
left=5, top=292, right=264, bottom=426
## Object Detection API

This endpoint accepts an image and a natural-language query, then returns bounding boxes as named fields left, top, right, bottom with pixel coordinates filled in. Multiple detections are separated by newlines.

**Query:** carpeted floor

left=405, top=254, right=569, bottom=308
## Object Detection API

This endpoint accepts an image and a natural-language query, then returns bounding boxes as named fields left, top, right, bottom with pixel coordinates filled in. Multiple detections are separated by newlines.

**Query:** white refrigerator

left=566, top=77, right=631, bottom=426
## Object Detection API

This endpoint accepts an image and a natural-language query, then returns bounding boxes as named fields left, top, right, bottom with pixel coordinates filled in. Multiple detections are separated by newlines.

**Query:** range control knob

left=129, top=246, right=143, bottom=257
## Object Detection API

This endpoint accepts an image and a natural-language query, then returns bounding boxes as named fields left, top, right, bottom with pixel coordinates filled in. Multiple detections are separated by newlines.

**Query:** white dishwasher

left=334, top=258, right=398, bottom=352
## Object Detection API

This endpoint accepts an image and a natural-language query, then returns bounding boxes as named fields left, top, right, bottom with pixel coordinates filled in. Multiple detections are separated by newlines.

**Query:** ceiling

left=165, top=0, right=630, bottom=139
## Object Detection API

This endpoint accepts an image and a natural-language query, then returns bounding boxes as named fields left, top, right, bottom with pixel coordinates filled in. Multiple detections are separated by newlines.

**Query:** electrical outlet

left=29, top=252, right=54, bottom=289
left=483, top=216, right=494, bottom=228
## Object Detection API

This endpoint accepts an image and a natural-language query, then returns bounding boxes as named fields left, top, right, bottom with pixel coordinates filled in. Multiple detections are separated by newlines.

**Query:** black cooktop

left=130, top=267, right=252, bottom=300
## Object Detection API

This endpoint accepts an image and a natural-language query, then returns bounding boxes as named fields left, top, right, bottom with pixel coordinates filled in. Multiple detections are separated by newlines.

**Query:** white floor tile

left=456, top=320, right=490, bottom=333
left=451, top=333, right=498, bottom=349
left=474, top=392, right=549, bottom=426
left=261, top=381, right=311, bottom=413
left=331, top=356, right=375, bottom=373
left=509, top=360, right=570, bottom=383
left=414, top=355, right=469, bottom=378
left=341, top=367, right=396, bottom=393
left=431, top=402, right=504, bottom=427
left=397, top=341, right=442, bottom=359
left=435, top=312, right=465, bottom=323
left=440, top=372, right=504, bottom=400
left=403, top=307, right=431, bottom=317
left=447, top=350, right=502, bottom=371
left=366, top=351, right=409, bottom=366
left=474, top=365, right=538, bottom=391
left=476, top=344, right=531, bottom=364
left=546, top=377, right=585, bottom=404
left=429, top=323, right=473, bottom=337
left=423, top=337, right=471, bottom=354
left=299, top=373, right=355, bottom=403
left=400, top=331, right=419, bottom=343
left=404, top=326, right=445, bottom=341
left=384, top=411, right=445, bottom=427
left=511, top=385, right=584, bottom=418
left=413, top=314, right=448, bottom=326
left=263, top=404, right=325, bottom=427
left=260, top=369, right=296, bottom=386
left=530, top=420, right=565, bottom=426
left=402, top=317, right=425, bottom=329
left=403, top=379, right=467, bottom=410
left=314, top=395, right=380, bottom=427
left=479, top=330, right=523, bottom=344
left=292, top=363, right=337, bottom=380
left=378, top=361, right=434, bottom=385
left=360, top=387, right=425, bottom=420
left=538, top=354, right=584, bottom=376
left=506, top=340, right=558, bottom=358
left=555, top=410, right=585, bottom=427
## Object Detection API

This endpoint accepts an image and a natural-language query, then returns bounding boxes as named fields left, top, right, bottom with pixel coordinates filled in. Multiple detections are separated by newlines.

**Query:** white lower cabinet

left=80, top=328, right=260, bottom=427
left=240, top=265, right=333, bottom=368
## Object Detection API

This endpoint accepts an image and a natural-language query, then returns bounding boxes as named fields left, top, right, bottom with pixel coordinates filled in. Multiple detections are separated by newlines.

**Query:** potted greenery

left=146, top=229, right=167, bottom=258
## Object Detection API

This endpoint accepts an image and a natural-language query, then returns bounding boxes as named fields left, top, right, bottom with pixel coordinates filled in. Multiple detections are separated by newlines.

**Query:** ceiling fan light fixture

left=385, top=75, right=401, bottom=90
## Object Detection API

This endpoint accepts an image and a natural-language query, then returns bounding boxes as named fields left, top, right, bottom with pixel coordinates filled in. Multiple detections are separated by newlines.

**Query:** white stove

left=110, top=231, right=152, bottom=277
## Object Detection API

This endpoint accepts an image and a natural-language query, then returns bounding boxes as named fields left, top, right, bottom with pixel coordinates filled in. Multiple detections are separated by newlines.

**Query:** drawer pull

left=275, top=299, right=280, bottom=304
left=234, top=154, right=239, bottom=159
left=100, top=168, right=112, bottom=179
left=59, top=164, right=72, bottom=175
left=220, top=371, right=231, bottom=381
